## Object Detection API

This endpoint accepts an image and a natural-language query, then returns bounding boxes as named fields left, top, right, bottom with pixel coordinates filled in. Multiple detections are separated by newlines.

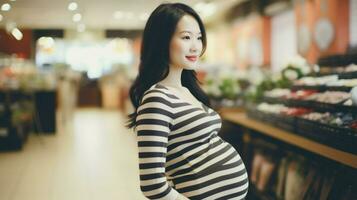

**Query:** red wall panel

left=0, top=29, right=33, bottom=59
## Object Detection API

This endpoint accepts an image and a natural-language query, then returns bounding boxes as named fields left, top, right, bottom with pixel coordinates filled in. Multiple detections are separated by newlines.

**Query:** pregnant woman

left=126, top=3, right=249, bottom=199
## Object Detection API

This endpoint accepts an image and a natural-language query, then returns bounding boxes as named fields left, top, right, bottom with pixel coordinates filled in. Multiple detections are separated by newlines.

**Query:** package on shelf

left=326, top=78, right=357, bottom=87
left=257, top=103, right=288, bottom=114
left=305, top=91, right=351, bottom=104
left=287, top=90, right=317, bottom=99
left=345, top=64, right=357, bottom=72
left=264, top=88, right=290, bottom=98
left=294, top=75, right=339, bottom=86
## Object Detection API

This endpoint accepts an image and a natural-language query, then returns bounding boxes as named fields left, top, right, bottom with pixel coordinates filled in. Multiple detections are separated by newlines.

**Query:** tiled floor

left=0, top=108, right=146, bottom=200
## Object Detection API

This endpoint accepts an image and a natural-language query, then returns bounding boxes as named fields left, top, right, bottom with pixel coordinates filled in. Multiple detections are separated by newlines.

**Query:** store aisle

left=0, top=108, right=146, bottom=200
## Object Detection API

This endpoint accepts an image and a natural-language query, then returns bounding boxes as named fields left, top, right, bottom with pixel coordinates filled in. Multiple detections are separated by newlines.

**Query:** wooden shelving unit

left=220, top=110, right=357, bottom=169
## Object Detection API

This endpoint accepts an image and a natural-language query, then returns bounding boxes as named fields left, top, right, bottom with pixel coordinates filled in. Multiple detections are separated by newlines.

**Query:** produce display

left=248, top=54, right=357, bottom=154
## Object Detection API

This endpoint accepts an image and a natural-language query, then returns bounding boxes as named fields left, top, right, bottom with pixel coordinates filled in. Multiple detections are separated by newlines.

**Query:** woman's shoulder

left=139, top=84, right=176, bottom=108
left=142, top=84, right=177, bottom=102
left=137, top=85, right=177, bottom=118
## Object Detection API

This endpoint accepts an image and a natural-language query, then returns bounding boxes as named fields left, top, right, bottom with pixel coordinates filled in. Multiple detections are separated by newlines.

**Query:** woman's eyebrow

left=179, top=31, right=202, bottom=35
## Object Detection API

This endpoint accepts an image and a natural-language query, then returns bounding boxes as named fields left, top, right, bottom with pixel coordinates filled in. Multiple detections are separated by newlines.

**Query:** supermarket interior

left=0, top=0, right=357, bottom=199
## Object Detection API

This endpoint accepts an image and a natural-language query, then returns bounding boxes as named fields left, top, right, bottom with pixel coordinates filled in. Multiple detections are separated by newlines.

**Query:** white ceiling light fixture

left=68, top=2, right=78, bottom=11
left=72, top=13, right=82, bottom=22
left=11, top=28, right=23, bottom=40
left=5, top=21, right=22, bottom=41
left=1, top=3, right=11, bottom=11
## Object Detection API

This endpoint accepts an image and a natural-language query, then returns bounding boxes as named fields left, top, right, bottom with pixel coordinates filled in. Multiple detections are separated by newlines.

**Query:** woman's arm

left=136, top=91, right=182, bottom=200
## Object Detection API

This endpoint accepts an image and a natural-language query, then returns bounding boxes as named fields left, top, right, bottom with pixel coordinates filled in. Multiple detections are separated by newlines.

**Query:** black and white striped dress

left=135, top=83, right=249, bottom=200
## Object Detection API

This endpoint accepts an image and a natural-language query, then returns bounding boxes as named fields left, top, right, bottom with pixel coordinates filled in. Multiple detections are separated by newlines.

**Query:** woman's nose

left=190, top=41, right=199, bottom=53
left=190, top=47, right=197, bottom=53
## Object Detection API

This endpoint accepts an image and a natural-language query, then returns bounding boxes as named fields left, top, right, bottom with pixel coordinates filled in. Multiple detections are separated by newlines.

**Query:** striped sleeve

left=135, top=91, right=179, bottom=200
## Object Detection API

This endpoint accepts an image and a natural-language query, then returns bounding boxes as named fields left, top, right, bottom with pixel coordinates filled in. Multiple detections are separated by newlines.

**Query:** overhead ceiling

left=0, top=0, right=242, bottom=30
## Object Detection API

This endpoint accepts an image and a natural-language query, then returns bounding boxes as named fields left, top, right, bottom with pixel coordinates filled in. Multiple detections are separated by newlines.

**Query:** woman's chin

left=183, top=64, right=197, bottom=70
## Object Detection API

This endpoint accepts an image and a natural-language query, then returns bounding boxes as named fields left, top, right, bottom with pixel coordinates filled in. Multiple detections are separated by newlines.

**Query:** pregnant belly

left=185, top=138, right=247, bottom=178
left=174, top=147, right=249, bottom=199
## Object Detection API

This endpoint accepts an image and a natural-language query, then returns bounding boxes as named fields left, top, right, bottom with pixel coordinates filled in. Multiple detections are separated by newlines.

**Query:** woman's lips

left=186, top=56, right=197, bottom=62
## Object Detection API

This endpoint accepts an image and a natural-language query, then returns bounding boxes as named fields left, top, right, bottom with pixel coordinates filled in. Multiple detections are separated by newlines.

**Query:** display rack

left=246, top=107, right=357, bottom=154
left=0, top=90, right=33, bottom=151
left=290, top=85, right=352, bottom=92
left=317, top=54, right=357, bottom=67
left=220, top=111, right=357, bottom=169
left=314, top=71, right=357, bottom=79
left=247, top=54, right=357, bottom=155
left=262, top=96, right=357, bottom=114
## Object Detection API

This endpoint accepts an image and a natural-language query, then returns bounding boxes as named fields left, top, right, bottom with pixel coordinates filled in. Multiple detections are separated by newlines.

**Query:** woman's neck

left=158, top=65, right=184, bottom=88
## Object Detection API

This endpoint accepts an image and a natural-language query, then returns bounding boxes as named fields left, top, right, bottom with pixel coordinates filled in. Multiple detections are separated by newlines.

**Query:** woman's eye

left=182, top=36, right=190, bottom=40
left=198, top=36, right=202, bottom=40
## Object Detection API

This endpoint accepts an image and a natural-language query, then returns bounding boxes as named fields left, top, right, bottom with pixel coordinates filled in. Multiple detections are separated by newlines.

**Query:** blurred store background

left=0, top=0, right=357, bottom=199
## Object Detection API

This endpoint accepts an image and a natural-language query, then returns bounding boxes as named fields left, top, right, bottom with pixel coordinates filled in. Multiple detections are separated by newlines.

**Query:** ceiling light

left=72, top=13, right=82, bottom=22
left=68, top=2, right=78, bottom=11
left=113, top=11, right=123, bottom=19
left=11, top=28, right=23, bottom=40
left=77, top=24, right=86, bottom=32
left=10, top=0, right=16, bottom=1
left=1, top=3, right=11, bottom=11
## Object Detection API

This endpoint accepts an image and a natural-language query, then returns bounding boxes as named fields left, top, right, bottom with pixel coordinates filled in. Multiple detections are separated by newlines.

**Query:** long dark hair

left=126, top=3, right=210, bottom=129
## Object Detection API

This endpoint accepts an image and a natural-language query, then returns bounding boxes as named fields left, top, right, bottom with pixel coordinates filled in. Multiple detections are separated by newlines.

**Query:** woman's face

left=169, top=15, right=203, bottom=70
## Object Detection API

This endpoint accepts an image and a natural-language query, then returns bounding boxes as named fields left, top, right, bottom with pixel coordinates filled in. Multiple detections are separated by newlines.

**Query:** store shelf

left=220, top=111, right=357, bottom=169
left=247, top=185, right=277, bottom=200
left=338, top=71, right=357, bottom=79
left=317, top=54, right=357, bottom=67
left=0, top=90, right=33, bottom=151
left=314, top=71, right=357, bottom=79
left=291, top=85, right=353, bottom=92
left=216, top=106, right=245, bottom=114
left=246, top=108, right=357, bottom=154
left=263, top=96, right=357, bottom=114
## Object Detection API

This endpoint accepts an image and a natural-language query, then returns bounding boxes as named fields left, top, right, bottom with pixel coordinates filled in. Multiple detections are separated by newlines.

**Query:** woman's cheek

left=172, top=42, right=185, bottom=63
